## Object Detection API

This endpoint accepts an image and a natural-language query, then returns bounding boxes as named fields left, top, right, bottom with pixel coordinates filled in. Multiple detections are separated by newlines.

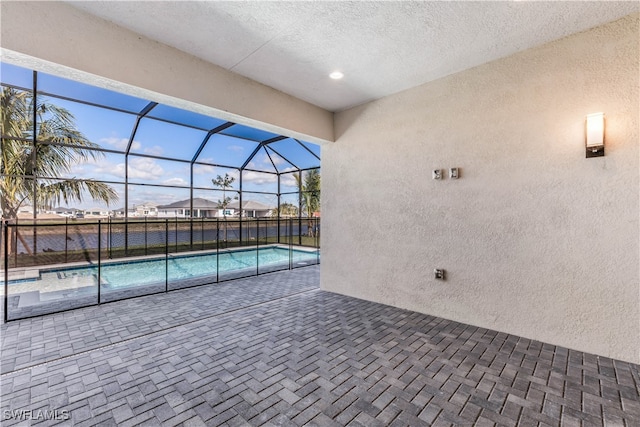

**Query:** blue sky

left=1, top=62, right=320, bottom=210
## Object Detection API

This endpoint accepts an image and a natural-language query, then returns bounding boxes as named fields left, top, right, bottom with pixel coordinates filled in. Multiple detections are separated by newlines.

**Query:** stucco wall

left=324, top=14, right=640, bottom=363
left=0, top=1, right=333, bottom=145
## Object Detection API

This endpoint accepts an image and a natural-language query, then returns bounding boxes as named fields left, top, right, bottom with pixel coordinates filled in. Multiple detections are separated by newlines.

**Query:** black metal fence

left=1, top=217, right=320, bottom=322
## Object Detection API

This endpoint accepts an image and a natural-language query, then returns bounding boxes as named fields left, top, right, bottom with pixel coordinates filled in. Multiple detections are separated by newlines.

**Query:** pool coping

left=3, top=260, right=320, bottom=320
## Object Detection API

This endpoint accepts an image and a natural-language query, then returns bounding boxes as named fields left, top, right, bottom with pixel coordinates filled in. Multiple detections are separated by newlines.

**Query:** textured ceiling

left=70, top=1, right=639, bottom=112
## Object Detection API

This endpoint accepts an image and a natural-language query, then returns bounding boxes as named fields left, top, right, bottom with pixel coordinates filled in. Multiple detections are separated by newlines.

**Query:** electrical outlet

left=432, top=169, right=442, bottom=180
left=434, top=269, right=446, bottom=280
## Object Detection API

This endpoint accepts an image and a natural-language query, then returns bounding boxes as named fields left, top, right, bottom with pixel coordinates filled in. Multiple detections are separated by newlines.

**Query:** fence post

left=202, top=217, right=205, bottom=251
left=165, top=218, right=169, bottom=292
left=256, top=218, right=259, bottom=275
left=4, top=221, right=9, bottom=323
left=316, top=218, right=320, bottom=264
left=65, top=217, right=69, bottom=264
left=216, top=218, right=219, bottom=283
left=144, top=216, right=148, bottom=256
left=125, top=218, right=128, bottom=257
left=289, top=218, right=293, bottom=270
left=33, top=218, right=37, bottom=261
left=108, top=217, right=112, bottom=259
left=13, top=218, right=17, bottom=268
left=97, top=220, right=101, bottom=304
left=189, top=215, right=193, bottom=251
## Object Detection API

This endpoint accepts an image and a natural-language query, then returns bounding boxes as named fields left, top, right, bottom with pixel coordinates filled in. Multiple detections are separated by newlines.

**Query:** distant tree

left=294, top=169, right=320, bottom=218
left=212, top=173, right=235, bottom=219
left=212, top=173, right=236, bottom=242
left=294, top=169, right=320, bottom=237
left=271, top=202, right=298, bottom=218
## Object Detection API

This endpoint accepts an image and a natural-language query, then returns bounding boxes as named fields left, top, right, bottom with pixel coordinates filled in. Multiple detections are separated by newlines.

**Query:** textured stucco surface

left=68, top=1, right=639, bottom=112
left=0, top=1, right=333, bottom=145
left=324, top=14, right=640, bottom=363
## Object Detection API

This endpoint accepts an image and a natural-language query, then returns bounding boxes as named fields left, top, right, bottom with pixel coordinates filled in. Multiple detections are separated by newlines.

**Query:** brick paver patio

left=1, top=265, right=639, bottom=426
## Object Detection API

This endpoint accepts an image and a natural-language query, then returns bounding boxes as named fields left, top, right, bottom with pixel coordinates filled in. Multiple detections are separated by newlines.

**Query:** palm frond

left=38, top=180, right=118, bottom=208
left=1, top=87, right=119, bottom=218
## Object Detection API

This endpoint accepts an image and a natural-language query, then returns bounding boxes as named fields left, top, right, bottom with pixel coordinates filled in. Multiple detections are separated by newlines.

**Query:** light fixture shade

left=585, top=112, right=604, bottom=157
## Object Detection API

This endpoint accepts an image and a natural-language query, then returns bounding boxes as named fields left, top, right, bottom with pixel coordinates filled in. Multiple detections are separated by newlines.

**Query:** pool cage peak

left=0, top=62, right=321, bottom=224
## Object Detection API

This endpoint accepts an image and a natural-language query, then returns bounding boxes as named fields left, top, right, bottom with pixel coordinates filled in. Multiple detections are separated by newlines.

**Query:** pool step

left=5, top=269, right=41, bottom=282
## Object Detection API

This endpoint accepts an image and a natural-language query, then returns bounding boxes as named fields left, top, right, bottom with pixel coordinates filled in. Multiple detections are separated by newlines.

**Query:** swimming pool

left=3, top=246, right=319, bottom=289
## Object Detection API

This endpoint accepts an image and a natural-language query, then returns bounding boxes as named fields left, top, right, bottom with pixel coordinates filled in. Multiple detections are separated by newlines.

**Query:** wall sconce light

left=585, top=112, right=604, bottom=158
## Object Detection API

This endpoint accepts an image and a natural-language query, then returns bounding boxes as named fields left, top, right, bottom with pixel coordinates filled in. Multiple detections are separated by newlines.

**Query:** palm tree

left=1, top=87, right=118, bottom=252
left=294, top=169, right=320, bottom=237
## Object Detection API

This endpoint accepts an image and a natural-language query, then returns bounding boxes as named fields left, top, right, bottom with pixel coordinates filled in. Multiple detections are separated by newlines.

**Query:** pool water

left=102, top=247, right=317, bottom=288
left=4, top=246, right=318, bottom=289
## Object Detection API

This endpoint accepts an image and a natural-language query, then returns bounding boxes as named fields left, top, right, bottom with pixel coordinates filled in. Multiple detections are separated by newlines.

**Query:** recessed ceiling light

left=329, top=71, right=344, bottom=80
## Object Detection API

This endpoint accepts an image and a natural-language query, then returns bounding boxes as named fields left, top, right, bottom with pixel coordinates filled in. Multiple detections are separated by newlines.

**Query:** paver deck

left=1, top=265, right=639, bottom=426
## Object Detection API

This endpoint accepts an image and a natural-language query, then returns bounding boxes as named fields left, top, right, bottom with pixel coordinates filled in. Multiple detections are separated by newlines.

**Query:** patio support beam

left=239, top=170, right=243, bottom=245
left=277, top=173, right=281, bottom=244
left=31, top=71, right=37, bottom=255
left=266, top=146, right=300, bottom=170
left=190, top=121, right=234, bottom=242
left=240, top=136, right=286, bottom=171
left=123, top=101, right=156, bottom=254
left=263, top=147, right=279, bottom=172
left=294, top=138, right=321, bottom=161
left=191, top=122, right=235, bottom=164
left=298, top=170, right=303, bottom=246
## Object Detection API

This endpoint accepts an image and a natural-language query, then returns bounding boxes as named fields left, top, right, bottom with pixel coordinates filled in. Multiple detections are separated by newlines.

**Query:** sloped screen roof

left=1, top=62, right=320, bottom=210
left=0, top=62, right=320, bottom=171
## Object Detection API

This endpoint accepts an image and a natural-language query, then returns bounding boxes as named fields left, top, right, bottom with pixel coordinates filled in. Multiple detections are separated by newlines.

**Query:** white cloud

left=67, top=156, right=125, bottom=180
left=242, top=170, right=277, bottom=185
left=107, top=163, right=127, bottom=179
left=163, top=177, right=188, bottom=186
left=194, top=158, right=216, bottom=175
left=127, top=157, right=165, bottom=180
left=68, top=154, right=103, bottom=172
left=278, top=168, right=300, bottom=188
left=68, top=164, right=87, bottom=175
left=194, top=164, right=216, bottom=175
left=144, top=145, right=164, bottom=156
left=228, top=145, right=244, bottom=152
left=280, top=174, right=298, bottom=188
left=261, top=154, right=283, bottom=166
left=100, top=136, right=141, bottom=151
left=130, top=190, right=182, bottom=206
left=93, top=162, right=125, bottom=179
